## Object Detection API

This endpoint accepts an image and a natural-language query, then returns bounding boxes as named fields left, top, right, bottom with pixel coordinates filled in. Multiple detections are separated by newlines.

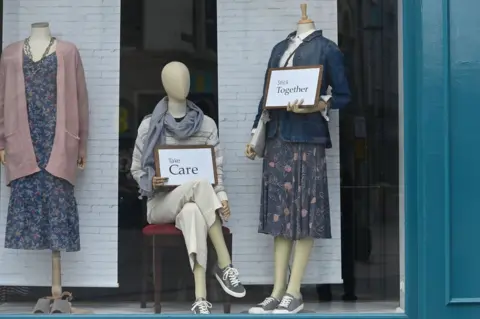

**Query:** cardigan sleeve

left=130, top=118, right=150, bottom=186
left=206, top=122, right=228, bottom=202
left=0, top=54, right=6, bottom=150
left=75, top=48, right=89, bottom=158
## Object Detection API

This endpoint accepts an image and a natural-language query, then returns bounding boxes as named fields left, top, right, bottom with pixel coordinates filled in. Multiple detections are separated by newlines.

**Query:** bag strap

left=283, top=45, right=301, bottom=67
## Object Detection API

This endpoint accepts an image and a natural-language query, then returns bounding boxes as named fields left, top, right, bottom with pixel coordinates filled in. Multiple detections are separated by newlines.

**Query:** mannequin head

left=297, top=3, right=316, bottom=35
left=161, top=62, right=190, bottom=102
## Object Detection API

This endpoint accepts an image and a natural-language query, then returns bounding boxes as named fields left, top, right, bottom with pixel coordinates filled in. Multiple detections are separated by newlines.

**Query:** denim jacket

left=252, top=30, right=351, bottom=148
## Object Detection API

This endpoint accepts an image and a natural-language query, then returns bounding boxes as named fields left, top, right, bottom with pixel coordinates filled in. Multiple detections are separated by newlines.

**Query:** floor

left=0, top=301, right=400, bottom=314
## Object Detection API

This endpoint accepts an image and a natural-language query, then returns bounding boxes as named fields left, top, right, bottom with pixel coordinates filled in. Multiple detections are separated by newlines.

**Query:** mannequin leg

left=247, top=237, right=293, bottom=314
left=208, top=216, right=231, bottom=268
left=271, top=237, right=314, bottom=314
left=51, top=250, right=62, bottom=299
left=285, top=237, right=314, bottom=298
left=211, top=215, right=246, bottom=298
left=193, top=262, right=207, bottom=299
left=271, top=237, right=294, bottom=299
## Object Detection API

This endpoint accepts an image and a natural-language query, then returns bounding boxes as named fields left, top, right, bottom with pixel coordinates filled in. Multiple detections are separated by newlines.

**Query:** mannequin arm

left=130, top=118, right=150, bottom=186
left=326, top=44, right=351, bottom=109
left=75, top=49, right=89, bottom=158
left=207, top=124, right=228, bottom=202
left=0, top=55, right=5, bottom=150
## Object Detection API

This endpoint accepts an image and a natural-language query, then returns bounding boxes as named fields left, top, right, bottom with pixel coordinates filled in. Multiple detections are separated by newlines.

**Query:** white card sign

left=154, top=145, right=218, bottom=186
left=263, top=65, right=323, bottom=109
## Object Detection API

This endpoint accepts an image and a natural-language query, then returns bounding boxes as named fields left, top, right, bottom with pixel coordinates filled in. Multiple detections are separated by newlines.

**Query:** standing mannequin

left=245, top=4, right=351, bottom=314
left=0, top=22, right=89, bottom=314
left=130, top=61, right=246, bottom=314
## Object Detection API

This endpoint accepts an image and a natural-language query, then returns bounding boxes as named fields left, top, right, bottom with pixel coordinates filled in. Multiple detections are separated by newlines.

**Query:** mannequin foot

left=33, top=298, right=52, bottom=314
left=50, top=299, right=72, bottom=314
left=272, top=293, right=304, bottom=314
left=214, top=264, right=246, bottom=298
left=191, top=298, right=212, bottom=314
left=248, top=296, right=281, bottom=314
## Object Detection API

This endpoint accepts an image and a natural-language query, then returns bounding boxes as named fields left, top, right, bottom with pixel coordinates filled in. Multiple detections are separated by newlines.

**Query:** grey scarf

left=138, top=97, right=204, bottom=198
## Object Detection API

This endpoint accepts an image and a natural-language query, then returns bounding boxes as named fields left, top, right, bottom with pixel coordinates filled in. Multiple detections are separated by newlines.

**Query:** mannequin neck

left=296, top=22, right=316, bottom=37
left=167, top=97, right=187, bottom=118
left=29, top=25, right=52, bottom=42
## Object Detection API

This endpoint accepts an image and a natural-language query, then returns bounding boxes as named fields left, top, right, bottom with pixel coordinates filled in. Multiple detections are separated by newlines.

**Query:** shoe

left=272, top=293, right=304, bottom=314
left=248, top=296, right=280, bottom=314
left=191, top=298, right=212, bottom=314
left=214, top=264, right=246, bottom=298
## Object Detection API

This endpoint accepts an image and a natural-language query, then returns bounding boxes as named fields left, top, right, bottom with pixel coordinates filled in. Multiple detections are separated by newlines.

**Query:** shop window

left=0, top=0, right=404, bottom=315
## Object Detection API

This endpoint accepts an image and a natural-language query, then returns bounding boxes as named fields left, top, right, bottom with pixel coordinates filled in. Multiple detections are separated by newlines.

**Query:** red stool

left=140, top=223, right=232, bottom=314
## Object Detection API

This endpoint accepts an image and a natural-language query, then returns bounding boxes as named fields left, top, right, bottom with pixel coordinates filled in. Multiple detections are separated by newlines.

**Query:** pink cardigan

left=0, top=40, right=89, bottom=185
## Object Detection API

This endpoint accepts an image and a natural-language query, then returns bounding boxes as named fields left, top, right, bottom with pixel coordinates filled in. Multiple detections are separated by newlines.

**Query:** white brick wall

left=0, top=0, right=120, bottom=287
left=217, top=0, right=342, bottom=284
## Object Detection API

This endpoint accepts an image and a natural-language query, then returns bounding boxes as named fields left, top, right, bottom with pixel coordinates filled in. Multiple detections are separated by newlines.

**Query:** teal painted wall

left=411, top=0, right=480, bottom=318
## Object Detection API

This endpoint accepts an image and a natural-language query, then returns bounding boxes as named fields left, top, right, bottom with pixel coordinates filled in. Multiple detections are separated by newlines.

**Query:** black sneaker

left=272, top=293, right=304, bottom=314
left=248, top=296, right=281, bottom=314
left=191, top=298, right=212, bottom=314
left=214, top=264, right=246, bottom=298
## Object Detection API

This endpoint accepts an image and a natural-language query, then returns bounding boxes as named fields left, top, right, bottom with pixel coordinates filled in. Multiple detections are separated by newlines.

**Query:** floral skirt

left=258, top=136, right=332, bottom=240
left=5, top=170, right=80, bottom=252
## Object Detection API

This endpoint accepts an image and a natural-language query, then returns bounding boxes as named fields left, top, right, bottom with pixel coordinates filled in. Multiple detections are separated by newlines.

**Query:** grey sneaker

left=214, top=264, right=246, bottom=298
left=272, top=293, right=304, bottom=314
left=191, top=298, right=212, bottom=314
left=248, top=296, right=281, bottom=314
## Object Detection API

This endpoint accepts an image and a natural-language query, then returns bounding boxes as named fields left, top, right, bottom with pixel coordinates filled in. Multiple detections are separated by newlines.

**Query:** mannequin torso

left=27, top=22, right=57, bottom=62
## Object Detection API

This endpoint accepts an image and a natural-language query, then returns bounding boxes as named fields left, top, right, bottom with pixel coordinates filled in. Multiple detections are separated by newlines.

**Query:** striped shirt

left=130, top=115, right=228, bottom=202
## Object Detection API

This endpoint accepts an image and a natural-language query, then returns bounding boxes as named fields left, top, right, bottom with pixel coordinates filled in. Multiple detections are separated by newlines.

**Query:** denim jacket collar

left=286, top=29, right=323, bottom=42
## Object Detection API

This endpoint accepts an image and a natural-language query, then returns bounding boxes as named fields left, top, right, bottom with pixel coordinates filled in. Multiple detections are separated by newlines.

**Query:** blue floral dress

left=258, top=135, right=332, bottom=240
left=4, top=52, right=80, bottom=252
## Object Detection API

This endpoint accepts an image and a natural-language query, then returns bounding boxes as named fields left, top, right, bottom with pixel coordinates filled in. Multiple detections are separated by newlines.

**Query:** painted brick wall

left=217, top=0, right=342, bottom=284
left=0, top=0, right=120, bottom=287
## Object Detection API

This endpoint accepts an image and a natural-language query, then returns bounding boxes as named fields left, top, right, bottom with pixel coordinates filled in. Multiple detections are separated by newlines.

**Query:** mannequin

left=130, top=61, right=246, bottom=314
left=0, top=22, right=89, bottom=314
left=245, top=4, right=351, bottom=314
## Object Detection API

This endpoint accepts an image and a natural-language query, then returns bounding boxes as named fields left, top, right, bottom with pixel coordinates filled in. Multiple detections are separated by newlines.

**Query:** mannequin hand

left=286, top=99, right=304, bottom=113
left=77, top=156, right=86, bottom=169
left=220, top=200, right=231, bottom=222
left=245, top=144, right=256, bottom=160
left=287, top=99, right=328, bottom=114
left=0, top=150, right=5, bottom=165
left=152, top=176, right=169, bottom=189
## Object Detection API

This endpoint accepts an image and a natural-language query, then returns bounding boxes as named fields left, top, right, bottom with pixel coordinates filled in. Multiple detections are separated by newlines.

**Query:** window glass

left=0, top=0, right=403, bottom=315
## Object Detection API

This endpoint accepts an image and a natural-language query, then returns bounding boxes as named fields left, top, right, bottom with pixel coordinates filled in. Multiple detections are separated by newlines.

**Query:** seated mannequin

left=130, top=61, right=246, bottom=314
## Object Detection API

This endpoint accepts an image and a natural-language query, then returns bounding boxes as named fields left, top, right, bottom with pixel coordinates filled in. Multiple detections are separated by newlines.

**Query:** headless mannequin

left=246, top=3, right=320, bottom=304
left=157, top=62, right=239, bottom=305
left=1, top=22, right=90, bottom=315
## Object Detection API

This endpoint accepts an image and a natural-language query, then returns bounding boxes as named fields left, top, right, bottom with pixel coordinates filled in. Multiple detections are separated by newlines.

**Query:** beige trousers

left=147, top=179, right=223, bottom=270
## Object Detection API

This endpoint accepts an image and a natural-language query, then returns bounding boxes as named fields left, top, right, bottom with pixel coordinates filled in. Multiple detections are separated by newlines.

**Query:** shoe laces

left=222, top=266, right=240, bottom=287
left=259, top=296, right=276, bottom=307
left=279, top=295, right=294, bottom=308
left=191, top=299, right=212, bottom=314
